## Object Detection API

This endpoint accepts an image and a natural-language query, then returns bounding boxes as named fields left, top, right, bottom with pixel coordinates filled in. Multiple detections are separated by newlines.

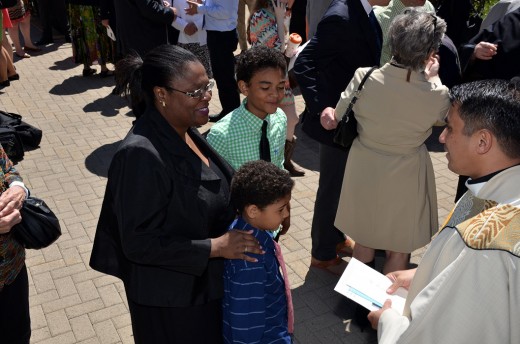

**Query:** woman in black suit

left=89, top=44, right=263, bottom=343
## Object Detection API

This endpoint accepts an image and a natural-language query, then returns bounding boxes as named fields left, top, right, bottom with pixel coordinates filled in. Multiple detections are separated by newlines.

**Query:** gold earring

left=161, top=100, right=166, bottom=107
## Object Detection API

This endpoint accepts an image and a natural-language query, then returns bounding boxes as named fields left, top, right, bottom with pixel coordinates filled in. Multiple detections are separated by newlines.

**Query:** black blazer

left=460, top=8, right=520, bottom=81
left=114, top=0, right=175, bottom=57
left=90, top=107, right=236, bottom=307
left=293, top=0, right=381, bottom=147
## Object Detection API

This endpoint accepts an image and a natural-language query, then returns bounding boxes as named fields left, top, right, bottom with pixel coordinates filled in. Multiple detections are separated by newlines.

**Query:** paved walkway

left=0, top=30, right=459, bottom=344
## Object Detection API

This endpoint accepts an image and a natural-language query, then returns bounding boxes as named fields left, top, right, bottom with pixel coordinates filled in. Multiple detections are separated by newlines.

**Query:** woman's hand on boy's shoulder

left=210, top=230, right=265, bottom=262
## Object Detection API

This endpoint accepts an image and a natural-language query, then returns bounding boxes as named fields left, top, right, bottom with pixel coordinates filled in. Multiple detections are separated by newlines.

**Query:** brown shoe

left=336, top=238, right=355, bottom=257
left=310, top=256, right=348, bottom=276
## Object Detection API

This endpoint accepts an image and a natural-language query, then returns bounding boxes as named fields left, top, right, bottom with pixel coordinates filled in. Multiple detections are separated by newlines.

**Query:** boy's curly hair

left=235, top=46, right=287, bottom=84
left=231, top=160, right=294, bottom=212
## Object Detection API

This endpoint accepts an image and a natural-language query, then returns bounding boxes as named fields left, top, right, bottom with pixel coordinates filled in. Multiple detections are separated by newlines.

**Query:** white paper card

left=106, top=26, right=116, bottom=41
left=334, top=258, right=408, bottom=314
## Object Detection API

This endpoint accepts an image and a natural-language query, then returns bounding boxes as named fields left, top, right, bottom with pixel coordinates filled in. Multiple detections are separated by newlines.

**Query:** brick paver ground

left=0, top=25, right=458, bottom=344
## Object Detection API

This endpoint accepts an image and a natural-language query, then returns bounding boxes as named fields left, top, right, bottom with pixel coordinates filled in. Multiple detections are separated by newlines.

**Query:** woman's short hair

left=115, top=44, right=201, bottom=117
left=388, top=9, right=446, bottom=71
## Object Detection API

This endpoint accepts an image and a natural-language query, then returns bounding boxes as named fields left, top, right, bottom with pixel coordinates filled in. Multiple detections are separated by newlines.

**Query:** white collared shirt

left=197, top=0, right=238, bottom=31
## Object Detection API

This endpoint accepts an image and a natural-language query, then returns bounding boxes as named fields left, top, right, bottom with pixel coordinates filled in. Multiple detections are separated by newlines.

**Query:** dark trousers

left=0, top=265, right=31, bottom=344
left=128, top=298, right=223, bottom=344
left=289, top=0, right=307, bottom=42
left=38, top=0, right=70, bottom=39
left=311, top=143, right=349, bottom=261
left=206, top=29, right=240, bottom=116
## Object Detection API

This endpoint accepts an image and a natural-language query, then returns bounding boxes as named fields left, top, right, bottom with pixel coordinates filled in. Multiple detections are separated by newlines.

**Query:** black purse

left=333, top=66, right=377, bottom=148
left=13, top=196, right=62, bottom=249
left=0, top=127, right=24, bottom=163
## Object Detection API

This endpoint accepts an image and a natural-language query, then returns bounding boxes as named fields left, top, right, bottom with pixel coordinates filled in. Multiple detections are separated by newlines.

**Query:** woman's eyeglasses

left=166, top=80, right=215, bottom=99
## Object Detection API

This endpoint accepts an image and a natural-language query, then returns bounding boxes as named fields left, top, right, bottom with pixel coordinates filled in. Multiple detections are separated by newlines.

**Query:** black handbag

left=0, top=127, right=24, bottom=163
left=13, top=196, right=62, bottom=249
left=333, top=66, right=377, bottom=148
left=0, top=110, right=43, bottom=149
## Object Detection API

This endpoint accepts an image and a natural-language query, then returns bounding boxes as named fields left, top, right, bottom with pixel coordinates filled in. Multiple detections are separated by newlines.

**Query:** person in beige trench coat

left=321, top=9, right=450, bottom=274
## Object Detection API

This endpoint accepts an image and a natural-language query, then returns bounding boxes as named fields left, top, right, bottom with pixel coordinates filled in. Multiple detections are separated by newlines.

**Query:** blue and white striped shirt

left=223, top=217, right=291, bottom=343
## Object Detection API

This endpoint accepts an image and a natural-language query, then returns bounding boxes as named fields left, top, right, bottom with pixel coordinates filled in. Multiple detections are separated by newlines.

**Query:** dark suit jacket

left=460, top=8, right=520, bottom=81
left=114, top=0, right=175, bottom=57
left=293, top=0, right=381, bottom=147
left=438, top=35, right=462, bottom=89
left=90, top=106, right=236, bottom=307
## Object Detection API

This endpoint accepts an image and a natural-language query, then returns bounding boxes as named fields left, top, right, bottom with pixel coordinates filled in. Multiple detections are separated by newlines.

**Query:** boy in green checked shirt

left=206, top=46, right=288, bottom=170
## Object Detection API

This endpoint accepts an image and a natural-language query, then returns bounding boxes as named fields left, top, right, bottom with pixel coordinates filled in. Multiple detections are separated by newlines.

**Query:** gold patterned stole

left=440, top=193, right=520, bottom=258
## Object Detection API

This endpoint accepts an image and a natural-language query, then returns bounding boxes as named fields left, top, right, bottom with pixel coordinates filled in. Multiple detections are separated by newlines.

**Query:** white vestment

left=378, top=165, right=520, bottom=344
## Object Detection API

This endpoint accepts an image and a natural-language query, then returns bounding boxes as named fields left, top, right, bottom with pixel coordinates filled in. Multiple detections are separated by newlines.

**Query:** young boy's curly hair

left=231, top=160, right=294, bottom=212
left=235, top=46, right=287, bottom=84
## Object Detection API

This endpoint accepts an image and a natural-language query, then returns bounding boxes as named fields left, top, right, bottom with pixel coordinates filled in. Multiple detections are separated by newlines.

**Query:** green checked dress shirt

left=374, top=0, right=436, bottom=65
left=206, top=99, right=287, bottom=170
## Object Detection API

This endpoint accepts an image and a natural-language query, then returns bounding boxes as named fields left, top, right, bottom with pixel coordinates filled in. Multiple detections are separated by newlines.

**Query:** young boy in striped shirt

left=223, top=160, right=294, bottom=343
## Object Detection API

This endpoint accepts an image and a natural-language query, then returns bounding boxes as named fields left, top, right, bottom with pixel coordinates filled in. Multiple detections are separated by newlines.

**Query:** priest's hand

left=386, top=268, right=417, bottom=294
left=368, top=299, right=392, bottom=329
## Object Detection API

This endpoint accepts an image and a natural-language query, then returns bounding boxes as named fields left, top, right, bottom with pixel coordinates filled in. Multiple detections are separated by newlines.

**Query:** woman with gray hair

left=320, top=9, right=450, bottom=274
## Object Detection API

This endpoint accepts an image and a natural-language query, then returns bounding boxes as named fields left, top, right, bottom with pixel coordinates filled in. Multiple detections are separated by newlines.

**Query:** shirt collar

left=231, top=216, right=275, bottom=243
left=239, top=98, right=273, bottom=131
left=360, top=0, right=373, bottom=15
left=466, top=163, right=520, bottom=196
left=394, top=0, right=407, bottom=13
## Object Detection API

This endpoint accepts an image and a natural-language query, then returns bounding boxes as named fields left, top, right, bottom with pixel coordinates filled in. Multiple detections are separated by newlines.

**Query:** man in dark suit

left=35, top=0, right=70, bottom=44
left=293, top=0, right=388, bottom=274
left=114, top=0, right=177, bottom=58
left=460, top=7, right=520, bottom=82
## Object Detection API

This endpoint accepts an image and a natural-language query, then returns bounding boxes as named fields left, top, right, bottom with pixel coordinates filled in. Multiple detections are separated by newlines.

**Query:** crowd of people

left=1, top=0, right=520, bottom=343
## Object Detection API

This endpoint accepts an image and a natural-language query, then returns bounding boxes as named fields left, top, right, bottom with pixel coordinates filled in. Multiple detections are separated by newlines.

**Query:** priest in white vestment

left=368, top=78, right=520, bottom=344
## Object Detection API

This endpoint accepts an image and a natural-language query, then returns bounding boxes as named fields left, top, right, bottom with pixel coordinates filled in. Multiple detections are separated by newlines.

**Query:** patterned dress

left=0, top=147, right=25, bottom=292
left=7, top=0, right=29, bottom=23
left=249, top=8, right=295, bottom=106
left=68, top=3, right=114, bottom=66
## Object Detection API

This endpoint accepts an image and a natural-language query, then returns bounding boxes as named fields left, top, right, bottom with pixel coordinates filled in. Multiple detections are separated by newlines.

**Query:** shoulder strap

left=355, top=66, right=378, bottom=94
left=341, top=66, right=378, bottom=119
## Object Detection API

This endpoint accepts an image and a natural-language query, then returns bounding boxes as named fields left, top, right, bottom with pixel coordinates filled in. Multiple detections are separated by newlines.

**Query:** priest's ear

left=475, top=129, right=493, bottom=155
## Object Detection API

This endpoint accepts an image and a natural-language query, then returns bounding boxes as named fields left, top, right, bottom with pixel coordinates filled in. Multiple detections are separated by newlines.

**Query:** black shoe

left=82, top=68, right=97, bottom=77
left=209, top=113, right=226, bottom=123
left=99, top=69, right=114, bottom=78
left=8, top=74, right=19, bottom=81
left=65, top=35, right=72, bottom=43
left=35, top=38, right=54, bottom=45
left=0, top=80, right=11, bottom=89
